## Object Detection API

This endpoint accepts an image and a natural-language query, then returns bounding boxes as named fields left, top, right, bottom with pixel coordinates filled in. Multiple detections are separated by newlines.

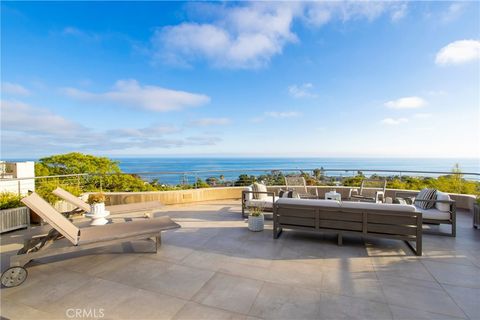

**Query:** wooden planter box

left=0, top=207, right=30, bottom=233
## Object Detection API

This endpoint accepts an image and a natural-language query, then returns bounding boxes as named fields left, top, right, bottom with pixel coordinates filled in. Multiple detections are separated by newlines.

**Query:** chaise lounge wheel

left=1, top=267, right=28, bottom=288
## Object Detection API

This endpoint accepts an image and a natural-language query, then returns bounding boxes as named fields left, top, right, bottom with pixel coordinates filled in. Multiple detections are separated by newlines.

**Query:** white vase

left=248, top=215, right=264, bottom=232
left=90, top=203, right=105, bottom=216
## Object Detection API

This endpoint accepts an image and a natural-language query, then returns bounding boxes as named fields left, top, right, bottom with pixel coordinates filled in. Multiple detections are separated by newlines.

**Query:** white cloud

left=62, top=26, right=101, bottom=41
left=305, top=2, right=405, bottom=26
left=413, top=113, right=432, bottom=119
left=441, top=2, right=467, bottom=23
left=435, top=40, right=480, bottom=66
left=154, top=3, right=298, bottom=69
left=288, top=83, right=317, bottom=98
left=188, top=118, right=231, bottom=127
left=381, top=117, right=408, bottom=125
left=153, top=2, right=407, bottom=69
left=1, top=100, right=84, bottom=136
left=1, top=82, right=30, bottom=96
left=250, top=110, right=301, bottom=123
left=0, top=100, right=221, bottom=156
left=391, top=3, right=408, bottom=22
left=425, top=90, right=447, bottom=96
left=384, top=96, right=427, bottom=109
left=265, top=111, right=301, bottom=118
left=63, top=79, right=210, bottom=112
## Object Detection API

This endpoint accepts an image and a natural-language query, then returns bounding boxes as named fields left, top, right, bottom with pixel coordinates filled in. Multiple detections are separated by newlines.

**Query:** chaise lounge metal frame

left=0, top=192, right=180, bottom=288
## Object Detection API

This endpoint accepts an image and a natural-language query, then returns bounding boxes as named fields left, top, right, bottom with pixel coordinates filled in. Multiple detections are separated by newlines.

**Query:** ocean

left=6, top=157, right=479, bottom=185
left=114, top=157, right=480, bottom=185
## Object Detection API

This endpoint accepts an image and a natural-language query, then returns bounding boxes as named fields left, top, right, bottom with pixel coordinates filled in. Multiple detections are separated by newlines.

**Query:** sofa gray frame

left=273, top=200, right=422, bottom=256
left=241, top=190, right=276, bottom=218
left=395, top=191, right=456, bottom=237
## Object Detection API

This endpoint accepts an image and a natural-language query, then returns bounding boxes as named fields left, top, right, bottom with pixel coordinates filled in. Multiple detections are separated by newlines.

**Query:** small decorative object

left=248, top=207, right=264, bottom=232
left=86, top=193, right=109, bottom=226
left=87, top=193, right=106, bottom=214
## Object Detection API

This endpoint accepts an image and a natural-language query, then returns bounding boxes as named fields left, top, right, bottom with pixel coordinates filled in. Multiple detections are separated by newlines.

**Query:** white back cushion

left=244, top=186, right=253, bottom=200
left=435, top=191, right=451, bottom=212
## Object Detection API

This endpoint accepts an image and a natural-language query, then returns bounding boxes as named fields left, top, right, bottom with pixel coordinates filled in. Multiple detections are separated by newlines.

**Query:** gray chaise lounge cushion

left=78, top=216, right=179, bottom=244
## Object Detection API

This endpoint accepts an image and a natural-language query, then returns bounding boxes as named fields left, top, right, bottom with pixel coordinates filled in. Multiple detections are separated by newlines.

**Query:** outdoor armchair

left=395, top=190, right=456, bottom=237
left=241, top=183, right=275, bottom=218
left=284, top=176, right=319, bottom=199
left=348, top=178, right=386, bottom=203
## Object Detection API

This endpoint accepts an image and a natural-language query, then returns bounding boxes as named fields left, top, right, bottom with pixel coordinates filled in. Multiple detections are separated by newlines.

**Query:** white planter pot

left=90, top=203, right=105, bottom=216
left=248, top=215, right=264, bottom=232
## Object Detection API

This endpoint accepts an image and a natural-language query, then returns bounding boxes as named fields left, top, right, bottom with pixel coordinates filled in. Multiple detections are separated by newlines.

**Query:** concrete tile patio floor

left=1, top=200, right=479, bottom=319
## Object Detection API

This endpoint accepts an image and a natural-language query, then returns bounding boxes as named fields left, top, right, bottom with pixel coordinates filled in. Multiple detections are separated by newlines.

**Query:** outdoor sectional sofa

left=273, top=198, right=423, bottom=255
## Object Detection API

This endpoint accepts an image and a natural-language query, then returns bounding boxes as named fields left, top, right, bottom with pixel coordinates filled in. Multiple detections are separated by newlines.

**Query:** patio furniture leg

left=337, top=233, right=343, bottom=245
left=155, top=235, right=161, bottom=252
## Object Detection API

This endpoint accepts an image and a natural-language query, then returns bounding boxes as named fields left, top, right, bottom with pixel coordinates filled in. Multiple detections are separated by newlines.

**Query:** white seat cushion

left=416, top=207, right=451, bottom=220
left=276, top=198, right=341, bottom=208
left=342, top=201, right=416, bottom=212
left=245, top=196, right=275, bottom=208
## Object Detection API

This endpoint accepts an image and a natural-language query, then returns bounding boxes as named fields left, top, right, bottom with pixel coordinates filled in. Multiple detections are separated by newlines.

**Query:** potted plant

left=474, top=196, right=480, bottom=229
left=248, top=207, right=264, bottom=232
left=87, top=193, right=106, bottom=215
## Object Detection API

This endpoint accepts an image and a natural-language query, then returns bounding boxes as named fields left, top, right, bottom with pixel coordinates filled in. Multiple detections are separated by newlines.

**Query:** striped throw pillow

left=415, top=188, right=437, bottom=209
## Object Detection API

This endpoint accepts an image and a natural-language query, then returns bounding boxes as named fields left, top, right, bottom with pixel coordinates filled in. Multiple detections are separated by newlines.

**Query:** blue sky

left=1, top=1, right=479, bottom=158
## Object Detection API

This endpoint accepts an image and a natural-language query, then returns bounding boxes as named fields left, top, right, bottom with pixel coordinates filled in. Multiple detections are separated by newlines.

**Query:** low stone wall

left=78, top=186, right=474, bottom=211
left=104, top=187, right=244, bottom=206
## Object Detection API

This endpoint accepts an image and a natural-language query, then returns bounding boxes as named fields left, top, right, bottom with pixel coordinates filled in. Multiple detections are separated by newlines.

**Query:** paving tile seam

left=171, top=301, right=251, bottom=320
left=438, top=282, right=478, bottom=320
left=386, top=301, right=469, bottom=319
left=1, top=298, right=59, bottom=319
left=371, top=261, right=395, bottom=319
left=83, top=268, right=206, bottom=304
left=420, top=255, right=476, bottom=312
left=410, top=259, right=470, bottom=319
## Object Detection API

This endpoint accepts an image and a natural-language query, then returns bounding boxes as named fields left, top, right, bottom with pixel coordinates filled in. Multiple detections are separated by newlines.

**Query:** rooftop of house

left=1, top=200, right=479, bottom=319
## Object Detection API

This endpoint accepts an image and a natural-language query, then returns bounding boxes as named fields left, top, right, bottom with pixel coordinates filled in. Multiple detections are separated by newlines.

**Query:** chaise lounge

left=0, top=192, right=180, bottom=288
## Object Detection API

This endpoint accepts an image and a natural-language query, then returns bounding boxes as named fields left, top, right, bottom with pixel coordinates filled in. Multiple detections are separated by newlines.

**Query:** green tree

left=35, top=153, right=157, bottom=202
left=37, top=152, right=121, bottom=175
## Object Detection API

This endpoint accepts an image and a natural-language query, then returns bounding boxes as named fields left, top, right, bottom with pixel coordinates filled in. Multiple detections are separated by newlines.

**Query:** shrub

left=87, top=193, right=106, bottom=204
left=0, top=192, right=25, bottom=210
